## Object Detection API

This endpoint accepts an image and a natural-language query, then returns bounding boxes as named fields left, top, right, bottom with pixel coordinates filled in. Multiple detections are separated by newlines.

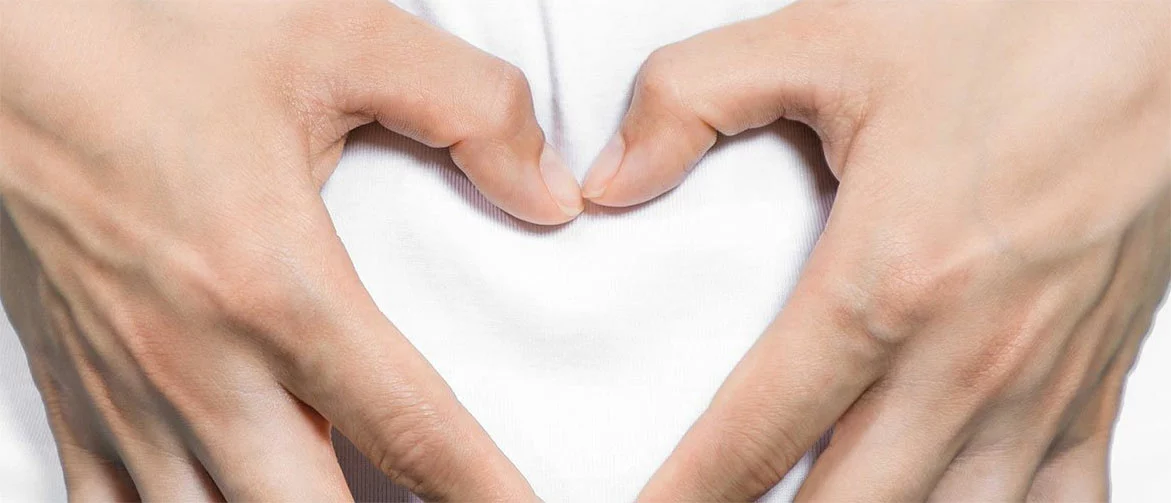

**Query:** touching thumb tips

left=539, top=143, right=585, bottom=218
left=582, top=134, right=626, bottom=200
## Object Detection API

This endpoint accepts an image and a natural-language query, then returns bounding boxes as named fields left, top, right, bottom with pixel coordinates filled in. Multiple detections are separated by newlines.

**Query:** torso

left=324, top=0, right=831, bottom=500
left=0, top=1, right=833, bottom=500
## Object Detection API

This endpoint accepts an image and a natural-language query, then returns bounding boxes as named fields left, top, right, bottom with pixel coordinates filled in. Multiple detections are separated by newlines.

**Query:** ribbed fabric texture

left=1, top=0, right=837, bottom=501
left=2, top=1, right=1171, bottom=501
left=320, top=1, right=832, bottom=500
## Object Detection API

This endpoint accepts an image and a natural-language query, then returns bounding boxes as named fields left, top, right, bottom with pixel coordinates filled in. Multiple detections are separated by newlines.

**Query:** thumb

left=582, top=3, right=860, bottom=207
left=323, top=3, right=582, bottom=225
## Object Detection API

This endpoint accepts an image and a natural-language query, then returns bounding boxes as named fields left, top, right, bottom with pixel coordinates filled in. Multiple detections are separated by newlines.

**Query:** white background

left=1110, top=297, right=1171, bottom=501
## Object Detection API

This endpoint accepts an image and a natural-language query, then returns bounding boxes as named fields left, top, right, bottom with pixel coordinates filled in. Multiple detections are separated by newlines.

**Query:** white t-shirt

left=326, top=1, right=829, bottom=500
left=2, top=0, right=1167, bottom=501
left=2, top=1, right=829, bottom=500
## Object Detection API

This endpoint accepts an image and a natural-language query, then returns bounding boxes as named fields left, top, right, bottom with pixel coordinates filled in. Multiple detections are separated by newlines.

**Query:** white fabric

left=327, top=1, right=830, bottom=500
left=1, top=0, right=1168, bottom=501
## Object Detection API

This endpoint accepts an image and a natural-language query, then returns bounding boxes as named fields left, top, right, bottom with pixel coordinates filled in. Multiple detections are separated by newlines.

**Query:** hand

left=582, top=1, right=1170, bottom=500
left=0, top=1, right=582, bottom=500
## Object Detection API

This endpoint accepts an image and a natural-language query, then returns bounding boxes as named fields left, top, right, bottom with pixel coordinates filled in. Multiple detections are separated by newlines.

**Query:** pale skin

left=0, top=0, right=579, bottom=500
left=1, top=1, right=1168, bottom=503
left=581, top=1, right=1169, bottom=501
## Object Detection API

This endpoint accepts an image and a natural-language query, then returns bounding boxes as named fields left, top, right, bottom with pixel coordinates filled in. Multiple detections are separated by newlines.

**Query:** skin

left=1, top=0, right=1167, bottom=501
left=581, top=0, right=1170, bottom=501
left=0, top=0, right=584, bottom=500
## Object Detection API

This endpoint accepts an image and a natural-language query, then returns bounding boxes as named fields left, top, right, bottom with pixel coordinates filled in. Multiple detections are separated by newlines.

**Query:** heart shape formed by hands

left=1, top=0, right=1166, bottom=502
left=329, top=0, right=1169, bottom=501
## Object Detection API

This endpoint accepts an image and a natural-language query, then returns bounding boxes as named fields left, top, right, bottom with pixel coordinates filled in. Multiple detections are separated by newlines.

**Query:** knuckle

left=709, top=415, right=801, bottom=498
left=820, top=279, right=916, bottom=352
left=365, top=402, right=455, bottom=497
left=155, top=245, right=227, bottom=312
left=152, top=239, right=305, bottom=338
left=949, top=328, right=1041, bottom=401
left=632, top=46, right=719, bottom=148
left=948, top=309, right=1053, bottom=400
left=827, top=247, right=976, bottom=349
left=469, top=61, right=534, bottom=138
left=859, top=283, right=935, bottom=345
left=636, top=46, right=690, bottom=109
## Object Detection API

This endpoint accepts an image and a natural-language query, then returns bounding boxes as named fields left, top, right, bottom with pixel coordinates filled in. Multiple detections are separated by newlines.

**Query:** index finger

left=638, top=226, right=889, bottom=501
left=228, top=195, right=535, bottom=501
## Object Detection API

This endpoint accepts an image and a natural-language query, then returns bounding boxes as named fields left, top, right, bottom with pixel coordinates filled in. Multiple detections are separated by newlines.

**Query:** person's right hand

left=0, top=1, right=582, bottom=500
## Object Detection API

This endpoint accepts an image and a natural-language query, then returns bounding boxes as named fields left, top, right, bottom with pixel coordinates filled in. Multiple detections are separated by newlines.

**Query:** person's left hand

left=582, top=1, right=1170, bottom=500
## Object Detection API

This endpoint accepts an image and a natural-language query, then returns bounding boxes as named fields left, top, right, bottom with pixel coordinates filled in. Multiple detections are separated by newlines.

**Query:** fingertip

left=585, top=138, right=712, bottom=208
left=582, top=134, right=625, bottom=201
left=539, top=144, right=585, bottom=220
left=451, top=138, right=580, bottom=226
left=584, top=106, right=718, bottom=208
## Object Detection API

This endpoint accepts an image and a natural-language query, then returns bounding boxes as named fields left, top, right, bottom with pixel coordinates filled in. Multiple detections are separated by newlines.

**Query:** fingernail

left=539, top=144, right=584, bottom=218
left=582, top=134, right=625, bottom=200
